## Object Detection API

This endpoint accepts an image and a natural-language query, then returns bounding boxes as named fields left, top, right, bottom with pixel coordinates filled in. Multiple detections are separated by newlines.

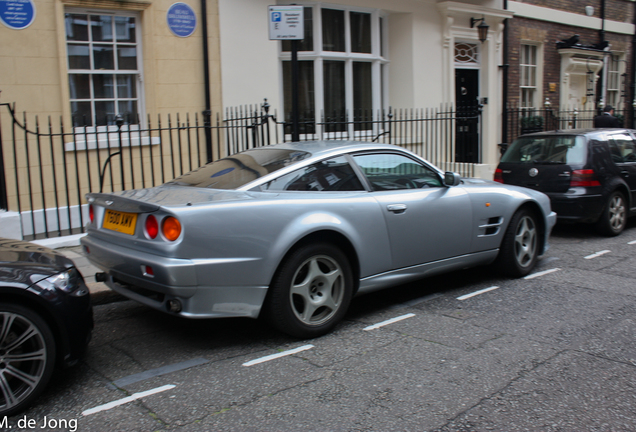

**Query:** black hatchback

left=495, top=128, right=636, bottom=236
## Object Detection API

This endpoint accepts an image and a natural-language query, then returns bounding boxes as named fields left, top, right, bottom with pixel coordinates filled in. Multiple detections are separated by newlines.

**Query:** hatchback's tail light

left=570, top=169, right=601, bottom=187
left=494, top=168, right=504, bottom=183
left=162, top=217, right=182, bottom=241
left=89, top=204, right=94, bottom=223
left=145, top=215, right=159, bottom=239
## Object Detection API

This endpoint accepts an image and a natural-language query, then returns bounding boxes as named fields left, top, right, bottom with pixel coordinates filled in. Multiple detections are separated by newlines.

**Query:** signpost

left=268, top=5, right=304, bottom=141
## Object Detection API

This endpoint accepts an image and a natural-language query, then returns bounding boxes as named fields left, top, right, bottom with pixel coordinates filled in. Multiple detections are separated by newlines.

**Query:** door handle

left=387, top=204, right=407, bottom=214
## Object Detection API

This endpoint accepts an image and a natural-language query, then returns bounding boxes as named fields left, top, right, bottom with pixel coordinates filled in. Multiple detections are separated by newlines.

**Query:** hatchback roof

left=520, top=128, right=635, bottom=138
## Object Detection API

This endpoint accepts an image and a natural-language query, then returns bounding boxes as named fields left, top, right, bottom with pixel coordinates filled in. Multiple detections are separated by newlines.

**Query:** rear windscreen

left=501, top=136, right=586, bottom=164
left=166, top=148, right=311, bottom=189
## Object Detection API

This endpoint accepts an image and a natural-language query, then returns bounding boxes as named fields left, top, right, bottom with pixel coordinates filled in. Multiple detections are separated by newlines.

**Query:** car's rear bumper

left=547, top=192, right=604, bottom=223
left=81, top=236, right=267, bottom=319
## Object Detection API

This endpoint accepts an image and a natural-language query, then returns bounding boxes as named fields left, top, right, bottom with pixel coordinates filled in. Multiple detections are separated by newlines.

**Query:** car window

left=166, top=148, right=311, bottom=189
left=352, top=153, right=442, bottom=190
left=609, top=134, right=636, bottom=163
left=261, top=156, right=364, bottom=191
left=501, top=136, right=586, bottom=165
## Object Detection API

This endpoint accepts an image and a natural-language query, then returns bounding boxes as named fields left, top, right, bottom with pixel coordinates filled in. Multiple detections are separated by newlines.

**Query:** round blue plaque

left=0, top=0, right=36, bottom=30
left=167, top=2, right=196, bottom=38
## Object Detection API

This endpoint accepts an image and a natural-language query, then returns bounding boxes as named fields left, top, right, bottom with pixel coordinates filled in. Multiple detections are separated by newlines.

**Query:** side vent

left=479, top=217, right=503, bottom=237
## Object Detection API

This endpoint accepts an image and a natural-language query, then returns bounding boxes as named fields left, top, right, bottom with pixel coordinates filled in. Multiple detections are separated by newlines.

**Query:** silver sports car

left=82, top=141, right=556, bottom=338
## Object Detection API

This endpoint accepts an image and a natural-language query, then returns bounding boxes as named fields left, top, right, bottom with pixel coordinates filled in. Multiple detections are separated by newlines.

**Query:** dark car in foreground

left=0, top=239, right=93, bottom=416
left=495, top=129, right=636, bottom=236
left=82, top=140, right=556, bottom=339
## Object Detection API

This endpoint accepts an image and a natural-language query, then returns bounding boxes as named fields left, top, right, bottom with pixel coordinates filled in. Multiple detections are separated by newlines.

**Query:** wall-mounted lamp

left=470, top=17, right=489, bottom=43
left=544, top=97, right=552, bottom=109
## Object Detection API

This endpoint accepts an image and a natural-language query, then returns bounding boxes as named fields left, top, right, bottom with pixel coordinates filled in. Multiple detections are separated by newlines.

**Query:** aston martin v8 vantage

left=81, top=141, right=556, bottom=338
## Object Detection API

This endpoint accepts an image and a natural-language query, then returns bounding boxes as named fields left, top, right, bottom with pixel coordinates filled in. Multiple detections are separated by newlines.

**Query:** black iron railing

left=503, top=105, right=631, bottom=145
left=1, top=100, right=479, bottom=239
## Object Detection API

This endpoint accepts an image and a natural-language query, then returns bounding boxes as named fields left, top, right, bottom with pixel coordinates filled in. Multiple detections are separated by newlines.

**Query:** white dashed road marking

left=243, top=345, right=314, bottom=366
left=584, top=250, right=611, bottom=259
left=524, top=268, right=561, bottom=280
left=628, top=240, right=636, bottom=245
left=82, top=385, right=176, bottom=416
left=456, top=286, right=499, bottom=300
left=363, top=313, right=415, bottom=331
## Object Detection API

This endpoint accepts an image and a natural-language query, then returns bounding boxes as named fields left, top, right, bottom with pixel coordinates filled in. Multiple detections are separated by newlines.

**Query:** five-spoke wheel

left=266, top=243, right=353, bottom=338
left=496, top=208, right=540, bottom=277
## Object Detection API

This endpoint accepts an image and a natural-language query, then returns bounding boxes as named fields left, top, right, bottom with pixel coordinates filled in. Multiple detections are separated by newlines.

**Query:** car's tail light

left=145, top=215, right=159, bottom=239
left=89, top=204, right=94, bottom=223
left=494, top=168, right=504, bottom=183
left=162, top=217, right=181, bottom=241
left=570, top=169, right=601, bottom=187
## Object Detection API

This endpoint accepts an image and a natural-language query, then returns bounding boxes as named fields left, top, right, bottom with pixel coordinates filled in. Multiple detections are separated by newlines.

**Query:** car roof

left=261, top=140, right=407, bottom=158
left=231, top=140, right=444, bottom=191
left=520, top=128, right=636, bottom=138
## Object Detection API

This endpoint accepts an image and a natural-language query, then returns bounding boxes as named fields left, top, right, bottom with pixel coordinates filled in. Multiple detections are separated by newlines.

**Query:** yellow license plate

left=103, top=209, right=138, bottom=235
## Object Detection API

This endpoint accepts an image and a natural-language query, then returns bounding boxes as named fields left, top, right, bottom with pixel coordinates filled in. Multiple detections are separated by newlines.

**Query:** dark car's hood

left=0, top=238, right=72, bottom=287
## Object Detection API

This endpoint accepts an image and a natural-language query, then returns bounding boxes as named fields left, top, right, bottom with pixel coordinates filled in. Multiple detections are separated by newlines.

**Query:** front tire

left=595, top=191, right=626, bottom=237
left=266, top=243, right=353, bottom=339
left=496, top=208, right=539, bottom=277
left=0, top=303, right=56, bottom=417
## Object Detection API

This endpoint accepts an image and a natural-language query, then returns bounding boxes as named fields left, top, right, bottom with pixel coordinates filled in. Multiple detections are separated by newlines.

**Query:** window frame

left=520, top=43, right=540, bottom=109
left=606, top=54, right=623, bottom=109
left=278, top=3, right=389, bottom=139
left=65, top=7, right=146, bottom=135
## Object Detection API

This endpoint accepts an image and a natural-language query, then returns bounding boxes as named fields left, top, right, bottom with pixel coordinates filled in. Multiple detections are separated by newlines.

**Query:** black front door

left=455, top=69, right=480, bottom=163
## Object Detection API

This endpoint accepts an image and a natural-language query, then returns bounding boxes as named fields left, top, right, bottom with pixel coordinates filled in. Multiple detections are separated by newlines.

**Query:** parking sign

left=268, top=5, right=303, bottom=40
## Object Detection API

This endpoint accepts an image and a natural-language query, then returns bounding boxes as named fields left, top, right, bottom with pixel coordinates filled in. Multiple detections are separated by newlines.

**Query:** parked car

left=0, top=238, right=93, bottom=416
left=82, top=141, right=556, bottom=339
left=495, top=129, right=636, bottom=236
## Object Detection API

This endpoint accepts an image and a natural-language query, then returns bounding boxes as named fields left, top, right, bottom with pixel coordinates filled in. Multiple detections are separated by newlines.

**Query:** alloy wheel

left=514, top=215, right=537, bottom=268
left=608, top=194, right=626, bottom=232
left=289, top=254, right=345, bottom=327
left=0, top=311, right=49, bottom=414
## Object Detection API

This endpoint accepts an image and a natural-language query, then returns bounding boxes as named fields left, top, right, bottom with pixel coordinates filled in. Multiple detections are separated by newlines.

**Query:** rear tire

left=266, top=243, right=353, bottom=339
left=0, top=303, right=56, bottom=417
left=595, top=191, right=626, bottom=237
left=496, top=208, right=539, bottom=277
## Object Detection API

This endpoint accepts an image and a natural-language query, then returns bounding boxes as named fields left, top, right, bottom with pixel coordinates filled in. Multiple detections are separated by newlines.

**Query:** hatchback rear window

left=167, top=148, right=311, bottom=189
left=501, top=136, right=586, bottom=165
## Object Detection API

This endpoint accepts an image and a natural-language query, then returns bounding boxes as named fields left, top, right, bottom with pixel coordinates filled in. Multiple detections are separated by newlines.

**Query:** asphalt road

left=5, top=221, right=636, bottom=431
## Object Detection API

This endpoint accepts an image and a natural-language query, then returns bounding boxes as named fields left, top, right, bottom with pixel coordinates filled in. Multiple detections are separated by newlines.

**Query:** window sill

left=64, top=135, right=160, bottom=152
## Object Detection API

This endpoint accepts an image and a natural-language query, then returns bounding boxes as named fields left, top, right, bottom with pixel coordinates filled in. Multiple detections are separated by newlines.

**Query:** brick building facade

left=505, top=0, right=635, bottom=117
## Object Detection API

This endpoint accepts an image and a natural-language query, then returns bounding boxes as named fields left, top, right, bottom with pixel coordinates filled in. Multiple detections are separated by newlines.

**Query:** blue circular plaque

left=167, top=2, right=196, bottom=38
left=0, top=0, right=36, bottom=30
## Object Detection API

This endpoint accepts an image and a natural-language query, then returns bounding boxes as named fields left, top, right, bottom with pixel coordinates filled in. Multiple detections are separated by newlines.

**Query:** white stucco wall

left=216, top=0, right=510, bottom=169
left=217, top=0, right=450, bottom=112
left=218, top=0, right=282, bottom=110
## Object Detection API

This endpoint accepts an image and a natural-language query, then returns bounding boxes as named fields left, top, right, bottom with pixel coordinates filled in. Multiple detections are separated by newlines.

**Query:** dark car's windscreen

left=167, top=148, right=311, bottom=189
left=501, top=136, right=586, bottom=164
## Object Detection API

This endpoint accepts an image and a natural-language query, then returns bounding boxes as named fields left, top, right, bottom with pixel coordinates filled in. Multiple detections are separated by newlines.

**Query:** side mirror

left=444, top=172, right=461, bottom=186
